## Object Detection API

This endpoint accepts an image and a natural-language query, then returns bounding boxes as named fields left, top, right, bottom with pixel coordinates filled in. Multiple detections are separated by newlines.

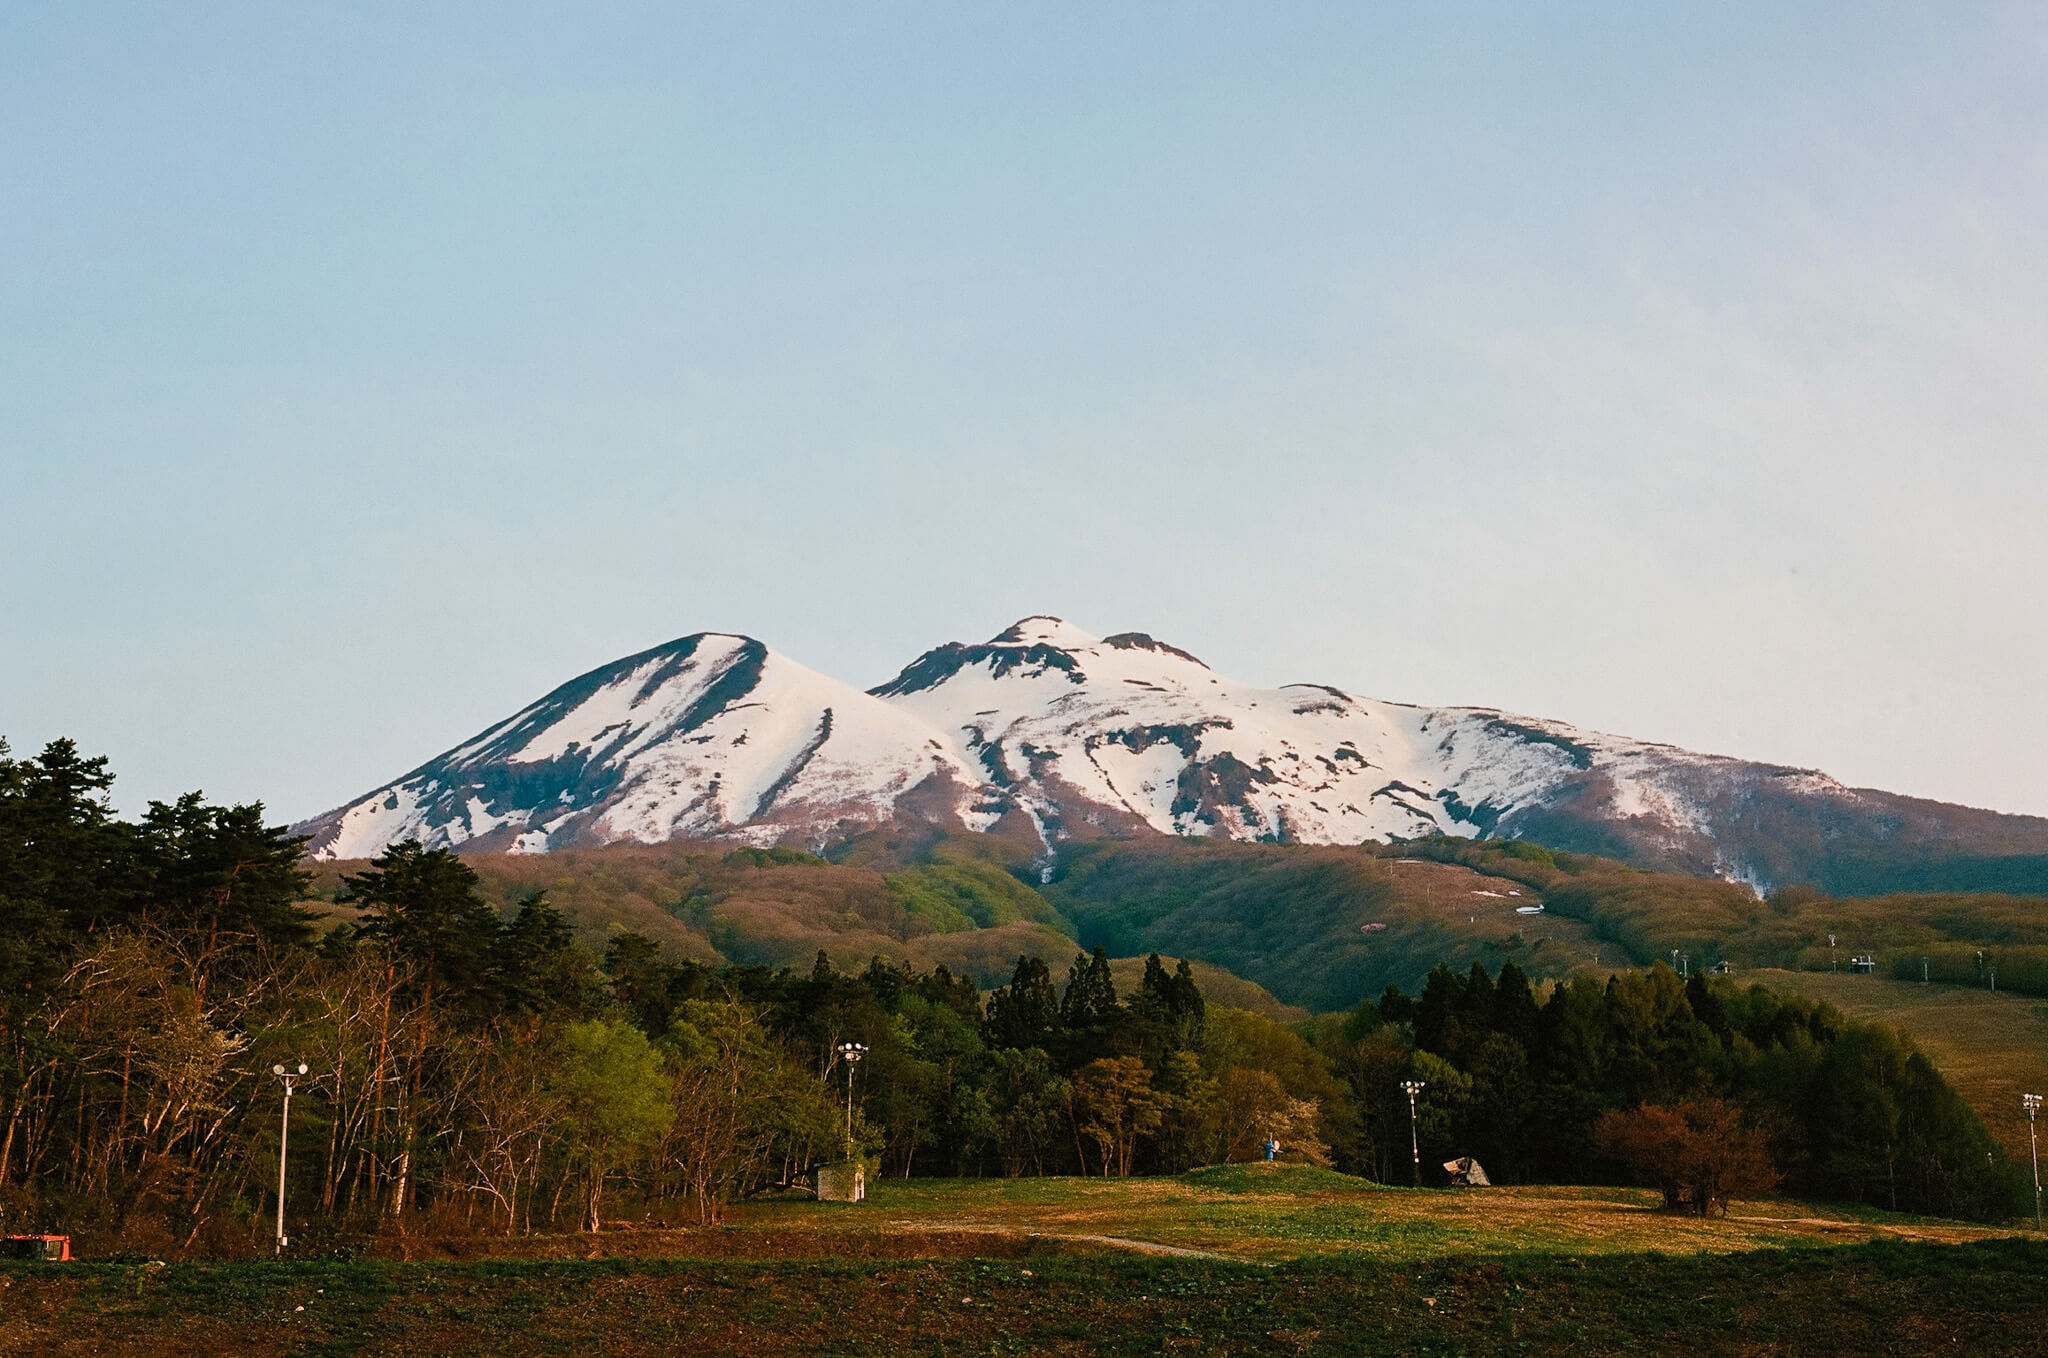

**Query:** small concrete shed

left=815, top=1159, right=866, bottom=1203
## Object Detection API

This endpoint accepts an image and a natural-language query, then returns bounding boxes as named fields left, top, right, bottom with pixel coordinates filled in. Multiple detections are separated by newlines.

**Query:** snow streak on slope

left=300, top=634, right=981, bottom=859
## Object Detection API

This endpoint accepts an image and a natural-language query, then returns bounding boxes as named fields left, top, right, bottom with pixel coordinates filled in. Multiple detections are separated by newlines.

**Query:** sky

left=5, top=3, right=2048, bottom=824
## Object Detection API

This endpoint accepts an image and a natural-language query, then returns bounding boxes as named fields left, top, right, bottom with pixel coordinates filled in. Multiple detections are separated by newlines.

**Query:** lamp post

left=837, top=1042, right=867, bottom=1156
left=1399, top=1080, right=1426, bottom=1187
left=2025, top=1093, right=2043, bottom=1231
left=272, top=1061, right=307, bottom=1254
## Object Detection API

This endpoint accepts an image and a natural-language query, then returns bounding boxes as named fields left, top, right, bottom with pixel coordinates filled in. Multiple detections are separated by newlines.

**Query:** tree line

left=0, top=737, right=2028, bottom=1256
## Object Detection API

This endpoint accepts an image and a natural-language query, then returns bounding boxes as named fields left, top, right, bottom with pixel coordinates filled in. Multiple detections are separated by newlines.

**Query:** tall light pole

left=1400, top=1080, right=1426, bottom=1187
left=2025, top=1093, right=2042, bottom=1231
left=837, top=1042, right=866, bottom=1157
left=272, top=1061, right=307, bottom=1254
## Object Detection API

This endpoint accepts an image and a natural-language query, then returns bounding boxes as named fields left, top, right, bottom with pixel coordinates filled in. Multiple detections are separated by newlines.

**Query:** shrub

left=1594, top=1096, right=1779, bottom=1216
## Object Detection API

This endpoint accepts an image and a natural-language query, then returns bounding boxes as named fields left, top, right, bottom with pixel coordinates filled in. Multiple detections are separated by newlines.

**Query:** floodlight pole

left=273, top=1060, right=307, bottom=1254
left=838, top=1042, right=867, bottom=1157
left=1400, top=1080, right=1426, bottom=1187
left=2025, top=1094, right=2043, bottom=1231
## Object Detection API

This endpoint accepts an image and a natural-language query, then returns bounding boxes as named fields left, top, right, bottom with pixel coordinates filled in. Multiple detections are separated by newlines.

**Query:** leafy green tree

left=1405, top=1049, right=1473, bottom=1175
left=660, top=999, right=838, bottom=1224
left=1166, top=958, right=1206, bottom=1048
left=1464, top=1031, right=1535, bottom=1182
left=1072, top=1055, right=1165, bottom=1177
left=983, top=1046, right=1069, bottom=1176
left=1151, top=1048, right=1223, bottom=1171
left=1126, top=953, right=1205, bottom=1058
left=547, top=1017, right=670, bottom=1231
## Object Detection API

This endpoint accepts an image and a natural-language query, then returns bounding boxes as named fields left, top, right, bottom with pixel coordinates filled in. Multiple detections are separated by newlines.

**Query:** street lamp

left=272, top=1061, right=307, bottom=1254
left=837, top=1042, right=867, bottom=1156
left=1399, top=1080, right=1426, bottom=1187
left=2025, top=1093, right=2043, bottom=1231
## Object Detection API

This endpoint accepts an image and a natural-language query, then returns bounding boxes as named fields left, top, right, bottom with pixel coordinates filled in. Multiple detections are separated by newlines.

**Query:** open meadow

left=6, top=1167, right=2044, bottom=1356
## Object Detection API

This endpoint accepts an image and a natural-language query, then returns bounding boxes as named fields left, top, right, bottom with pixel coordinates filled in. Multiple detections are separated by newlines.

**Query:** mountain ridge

left=295, top=616, right=2048, bottom=895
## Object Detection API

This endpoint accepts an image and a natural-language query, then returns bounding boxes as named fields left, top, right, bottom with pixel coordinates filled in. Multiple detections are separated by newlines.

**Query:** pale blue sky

left=6, top=3, right=2048, bottom=821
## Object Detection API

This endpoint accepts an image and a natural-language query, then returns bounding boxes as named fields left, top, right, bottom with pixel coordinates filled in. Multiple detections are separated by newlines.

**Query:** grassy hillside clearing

left=663, top=1168, right=2034, bottom=1266
left=1748, top=968, right=2048, bottom=1160
left=5, top=1172, right=2043, bottom=1357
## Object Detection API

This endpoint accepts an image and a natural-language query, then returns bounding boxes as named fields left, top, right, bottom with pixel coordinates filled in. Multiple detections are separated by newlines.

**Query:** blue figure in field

left=1264, top=1139, right=1279, bottom=1162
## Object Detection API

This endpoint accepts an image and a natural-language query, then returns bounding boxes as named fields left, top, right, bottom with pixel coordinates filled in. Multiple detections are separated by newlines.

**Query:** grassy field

left=1748, top=968, right=2048, bottom=1158
left=7, top=1168, right=2043, bottom=1356
left=9, top=1242, right=2048, bottom=1357
left=716, top=1168, right=2028, bottom=1265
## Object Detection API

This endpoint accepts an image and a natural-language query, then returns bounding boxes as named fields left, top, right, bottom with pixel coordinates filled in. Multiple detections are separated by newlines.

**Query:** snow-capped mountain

left=299, top=617, right=2048, bottom=890
left=299, top=633, right=984, bottom=861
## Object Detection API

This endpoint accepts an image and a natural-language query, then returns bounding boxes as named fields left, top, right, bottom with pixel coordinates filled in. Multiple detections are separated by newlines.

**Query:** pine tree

left=134, top=793, right=312, bottom=948
left=343, top=840, right=502, bottom=1008
left=493, top=891, right=596, bottom=1016
left=1493, top=960, right=1540, bottom=1050
left=985, top=955, right=1061, bottom=1051
left=1061, top=947, right=1120, bottom=1031
left=604, top=931, right=678, bottom=1037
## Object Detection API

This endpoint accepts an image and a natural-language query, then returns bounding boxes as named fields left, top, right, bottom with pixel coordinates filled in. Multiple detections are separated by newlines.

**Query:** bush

left=1593, top=1097, right=1779, bottom=1216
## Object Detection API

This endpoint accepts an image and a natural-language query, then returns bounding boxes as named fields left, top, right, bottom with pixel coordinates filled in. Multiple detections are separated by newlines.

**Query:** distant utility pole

left=1400, top=1080, right=1426, bottom=1187
left=2025, top=1094, right=2042, bottom=1231
left=271, top=1061, right=307, bottom=1254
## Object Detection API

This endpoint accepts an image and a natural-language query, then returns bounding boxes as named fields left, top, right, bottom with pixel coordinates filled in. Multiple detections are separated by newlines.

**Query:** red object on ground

left=1, top=1234, right=72, bottom=1261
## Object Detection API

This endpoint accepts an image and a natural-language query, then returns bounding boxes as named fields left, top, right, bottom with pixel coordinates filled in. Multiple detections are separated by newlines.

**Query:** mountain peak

left=1101, top=631, right=1208, bottom=669
left=991, top=616, right=1099, bottom=649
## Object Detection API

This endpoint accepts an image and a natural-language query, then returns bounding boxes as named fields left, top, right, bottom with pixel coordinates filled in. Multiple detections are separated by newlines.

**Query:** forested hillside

left=300, top=818, right=2048, bottom=1016
left=1384, top=837, right=2048, bottom=1001
left=1, top=736, right=2035, bottom=1260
